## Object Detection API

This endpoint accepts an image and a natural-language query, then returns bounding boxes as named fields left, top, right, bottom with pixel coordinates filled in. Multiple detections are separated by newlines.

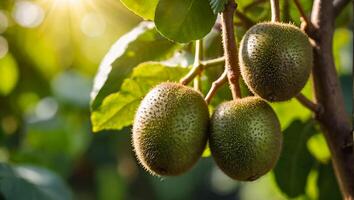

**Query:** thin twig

left=193, top=40, right=203, bottom=91
left=270, top=0, right=280, bottom=22
left=180, top=57, right=225, bottom=85
left=181, top=40, right=203, bottom=85
left=205, top=70, right=228, bottom=104
left=293, top=0, right=312, bottom=28
left=333, top=0, right=350, bottom=17
left=180, top=65, right=203, bottom=85
left=296, top=93, right=322, bottom=114
left=235, top=10, right=255, bottom=29
left=201, top=57, right=225, bottom=68
left=221, top=0, right=241, bottom=99
left=194, top=76, right=201, bottom=91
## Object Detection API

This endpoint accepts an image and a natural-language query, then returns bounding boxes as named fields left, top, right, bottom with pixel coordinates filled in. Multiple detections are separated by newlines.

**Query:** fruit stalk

left=205, top=69, right=228, bottom=104
left=270, top=0, right=280, bottom=22
left=220, top=0, right=241, bottom=99
left=293, top=0, right=311, bottom=27
left=309, top=0, right=354, bottom=198
left=193, top=40, right=203, bottom=91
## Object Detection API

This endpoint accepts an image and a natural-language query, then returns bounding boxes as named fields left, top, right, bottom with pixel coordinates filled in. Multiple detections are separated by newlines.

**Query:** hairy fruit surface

left=133, top=82, right=209, bottom=176
left=239, top=22, right=313, bottom=101
left=209, top=97, right=282, bottom=181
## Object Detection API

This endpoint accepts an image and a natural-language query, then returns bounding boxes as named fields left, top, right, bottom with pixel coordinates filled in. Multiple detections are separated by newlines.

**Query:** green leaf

left=209, top=0, right=228, bottom=13
left=0, top=53, right=18, bottom=96
left=91, top=22, right=181, bottom=109
left=274, top=119, right=316, bottom=198
left=317, top=164, right=341, bottom=200
left=307, top=133, right=331, bottom=164
left=0, top=163, right=72, bottom=200
left=91, top=62, right=189, bottom=132
left=120, top=0, right=158, bottom=20
left=155, top=0, right=217, bottom=43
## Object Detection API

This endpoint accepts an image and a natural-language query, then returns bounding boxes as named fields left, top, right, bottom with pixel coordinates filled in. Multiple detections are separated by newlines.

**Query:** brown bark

left=309, top=0, right=353, bottom=199
left=221, top=0, right=241, bottom=99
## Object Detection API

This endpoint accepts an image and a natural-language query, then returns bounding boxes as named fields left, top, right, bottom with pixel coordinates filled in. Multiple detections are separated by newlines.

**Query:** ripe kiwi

left=239, top=22, right=313, bottom=102
left=132, top=82, right=209, bottom=176
left=209, top=97, right=282, bottom=181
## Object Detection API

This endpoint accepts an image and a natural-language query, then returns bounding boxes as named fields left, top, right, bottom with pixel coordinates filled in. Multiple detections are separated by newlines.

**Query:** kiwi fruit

left=132, top=82, right=209, bottom=176
left=239, top=22, right=313, bottom=102
left=209, top=97, right=282, bottom=181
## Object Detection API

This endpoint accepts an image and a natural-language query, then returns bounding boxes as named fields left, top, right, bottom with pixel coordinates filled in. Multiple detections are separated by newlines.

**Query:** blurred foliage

left=0, top=0, right=352, bottom=199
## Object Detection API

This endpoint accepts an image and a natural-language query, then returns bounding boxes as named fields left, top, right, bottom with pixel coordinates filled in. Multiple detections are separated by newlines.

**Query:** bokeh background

left=0, top=0, right=352, bottom=200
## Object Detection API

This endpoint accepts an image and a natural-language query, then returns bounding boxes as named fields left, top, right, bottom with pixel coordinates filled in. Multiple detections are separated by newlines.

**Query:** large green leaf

left=274, top=119, right=316, bottom=198
left=120, top=0, right=158, bottom=20
left=0, top=163, right=72, bottom=200
left=154, top=0, right=217, bottom=43
left=317, top=164, right=341, bottom=200
left=91, top=22, right=181, bottom=109
left=91, top=62, right=189, bottom=132
left=209, top=0, right=228, bottom=14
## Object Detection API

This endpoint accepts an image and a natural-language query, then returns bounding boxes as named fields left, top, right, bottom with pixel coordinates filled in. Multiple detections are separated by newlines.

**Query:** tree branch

left=295, top=93, right=322, bottom=114
left=309, top=0, right=354, bottom=198
left=205, top=69, right=228, bottom=104
left=201, top=57, right=225, bottom=68
left=270, top=0, right=280, bottom=22
left=293, top=0, right=313, bottom=29
left=180, top=57, right=225, bottom=85
left=221, top=0, right=241, bottom=99
left=333, top=0, right=351, bottom=17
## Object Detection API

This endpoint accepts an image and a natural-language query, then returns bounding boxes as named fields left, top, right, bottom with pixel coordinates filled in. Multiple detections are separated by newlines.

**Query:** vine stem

left=270, top=0, right=280, bottom=22
left=295, top=93, right=322, bottom=114
left=180, top=56, right=225, bottom=85
left=193, top=40, right=203, bottom=91
left=293, top=0, right=311, bottom=27
left=205, top=70, right=228, bottom=104
left=221, top=0, right=241, bottom=99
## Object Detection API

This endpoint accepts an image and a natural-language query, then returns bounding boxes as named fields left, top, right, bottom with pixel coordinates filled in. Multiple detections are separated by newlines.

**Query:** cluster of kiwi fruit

left=132, top=21, right=312, bottom=181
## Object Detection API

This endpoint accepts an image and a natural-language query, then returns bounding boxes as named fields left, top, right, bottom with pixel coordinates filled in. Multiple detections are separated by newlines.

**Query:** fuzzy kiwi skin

left=132, top=82, right=209, bottom=176
left=239, top=22, right=313, bottom=102
left=209, top=97, right=282, bottom=181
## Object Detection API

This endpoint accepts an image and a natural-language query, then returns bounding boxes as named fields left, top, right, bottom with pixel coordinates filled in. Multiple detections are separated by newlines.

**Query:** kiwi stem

left=333, top=0, right=351, bottom=18
left=205, top=70, right=228, bottom=104
left=201, top=57, right=225, bottom=68
left=295, top=93, right=322, bottom=114
left=193, top=40, right=203, bottom=91
left=180, top=57, right=225, bottom=85
left=270, top=0, right=280, bottom=22
left=220, top=0, right=242, bottom=99
left=293, top=0, right=313, bottom=30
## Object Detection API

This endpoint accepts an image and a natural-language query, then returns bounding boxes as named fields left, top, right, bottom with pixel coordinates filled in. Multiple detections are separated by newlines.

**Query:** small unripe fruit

left=239, top=22, right=313, bottom=101
left=133, top=82, right=209, bottom=176
left=209, top=97, right=282, bottom=181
